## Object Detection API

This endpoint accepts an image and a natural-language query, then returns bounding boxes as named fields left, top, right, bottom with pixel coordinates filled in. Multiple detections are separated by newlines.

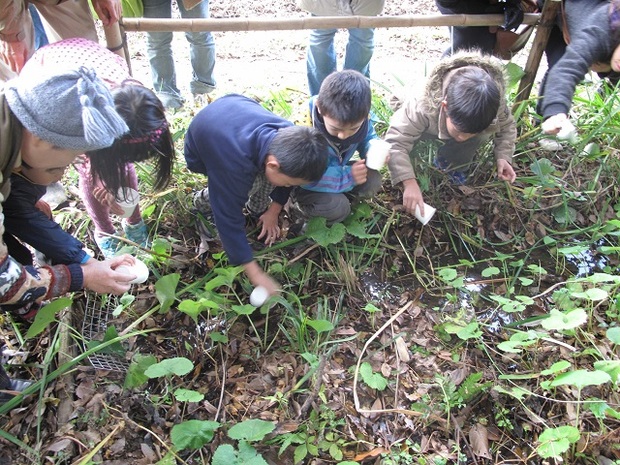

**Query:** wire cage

left=80, top=292, right=130, bottom=372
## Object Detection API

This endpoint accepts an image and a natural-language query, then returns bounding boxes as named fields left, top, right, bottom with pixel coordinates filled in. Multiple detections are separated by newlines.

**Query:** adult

left=142, top=0, right=217, bottom=109
left=297, top=0, right=385, bottom=96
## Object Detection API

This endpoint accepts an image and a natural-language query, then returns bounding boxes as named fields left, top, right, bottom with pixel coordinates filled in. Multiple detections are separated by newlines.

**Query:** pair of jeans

left=142, top=0, right=216, bottom=108
left=306, top=24, right=375, bottom=96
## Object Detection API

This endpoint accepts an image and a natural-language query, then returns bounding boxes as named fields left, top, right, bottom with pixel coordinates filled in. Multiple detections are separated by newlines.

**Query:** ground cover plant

left=2, top=27, right=620, bottom=465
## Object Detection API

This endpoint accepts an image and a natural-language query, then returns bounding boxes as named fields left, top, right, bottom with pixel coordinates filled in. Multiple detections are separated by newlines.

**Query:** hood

left=420, top=50, right=508, bottom=113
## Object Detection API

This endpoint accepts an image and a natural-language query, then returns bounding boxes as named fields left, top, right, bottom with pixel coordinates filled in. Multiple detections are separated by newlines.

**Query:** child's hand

left=401, top=178, right=425, bottom=216
left=541, top=113, right=568, bottom=135
left=257, top=209, right=281, bottom=246
left=93, top=186, right=125, bottom=216
left=497, top=160, right=516, bottom=183
left=243, top=260, right=281, bottom=297
left=351, top=160, right=368, bottom=185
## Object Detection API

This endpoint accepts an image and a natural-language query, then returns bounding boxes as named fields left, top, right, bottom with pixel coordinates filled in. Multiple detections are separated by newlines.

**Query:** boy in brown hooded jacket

left=385, top=51, right=517, bottom=218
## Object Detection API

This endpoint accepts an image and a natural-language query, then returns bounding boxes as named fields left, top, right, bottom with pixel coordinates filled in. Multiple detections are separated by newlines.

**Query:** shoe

left=123, top=220, right=150, bottom=248
left=95, top=232, right=122, bottom=259
left=192, top=93, right=213, bottom=108
left=192, top=189, right=219, bottom=249
left=0, top=364, right=33, bottom=405
left=157, top=92, right=185, bottom=111
left=433, top=156, right=467, bottom=185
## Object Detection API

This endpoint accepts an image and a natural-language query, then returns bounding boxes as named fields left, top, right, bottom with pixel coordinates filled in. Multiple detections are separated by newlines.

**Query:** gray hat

left=5, top=66, right=129, bottom=152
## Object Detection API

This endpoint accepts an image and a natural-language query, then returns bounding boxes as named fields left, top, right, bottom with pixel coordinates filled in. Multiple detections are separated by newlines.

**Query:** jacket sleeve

left=3, top=176, right=89, bottom=265
left=0, top=195, right=83, bottom=308
left=491, top=100, right=517, bottom=163
left=384, top=98, right=431, bottom=186
left=0, top=0, right=28, bottom=42
left=541, top=26, right=612, bottom=119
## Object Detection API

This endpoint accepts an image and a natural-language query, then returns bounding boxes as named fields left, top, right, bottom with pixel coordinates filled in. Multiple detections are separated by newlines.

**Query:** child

left=0, top=65, right=136, bottom=320
left=18, top=38, right=174, bottom=258
left=541, top=0, right=620, bottom=135
left=385, top=52, right=517, bottom=217
left=292, top=69, right=383, bottom=224
left=184, top=94, right=328, bottom=298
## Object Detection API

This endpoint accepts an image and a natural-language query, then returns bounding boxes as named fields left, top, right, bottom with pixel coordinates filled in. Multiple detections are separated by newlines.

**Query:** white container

left=249, top=286, right=269, bottom=307
left=116, top=258, right=149, bottom=284
left=116, top=187, right=140, bottom=218
left=414, top=202, right=437, bottom=226
left=365, top=139, right=391, bottom=171
left=556, top=120, right=578, bottom=144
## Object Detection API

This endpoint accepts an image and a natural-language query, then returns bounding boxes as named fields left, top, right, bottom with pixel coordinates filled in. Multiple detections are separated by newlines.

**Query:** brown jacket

left=386, top=52, right=517, bottom=186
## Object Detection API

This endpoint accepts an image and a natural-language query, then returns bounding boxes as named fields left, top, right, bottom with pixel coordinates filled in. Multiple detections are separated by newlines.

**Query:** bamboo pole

left=514, top=0, right=561, bottom=108
left=120, top=13, right=540, bottom=33
left=103, top=22, right=132, bottom=74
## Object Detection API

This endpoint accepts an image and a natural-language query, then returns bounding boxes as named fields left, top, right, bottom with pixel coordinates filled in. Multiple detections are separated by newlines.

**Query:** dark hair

left=86, top=82, right=174, bottom=193
left=269, top=126, right=328, bottom=182
left=316, top=70, right=372, bottom=124
left=445, top=67, right=500, bottom=134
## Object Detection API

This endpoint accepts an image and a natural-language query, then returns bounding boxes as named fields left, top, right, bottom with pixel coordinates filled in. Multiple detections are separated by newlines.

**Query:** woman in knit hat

left=13, top=37, right=174, bottom=259
left=0, top=65, right=138, bottom=321
left=541, top=0, right=620, bottom=135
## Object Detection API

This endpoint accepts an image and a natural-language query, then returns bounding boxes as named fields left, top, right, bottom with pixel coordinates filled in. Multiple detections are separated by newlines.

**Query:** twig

left=352, top=301, right=448, bottom=428
left=288, top=242, right=320, bottom=265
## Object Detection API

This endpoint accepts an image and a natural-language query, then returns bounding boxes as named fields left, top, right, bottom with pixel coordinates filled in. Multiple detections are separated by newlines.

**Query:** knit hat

left=5, top=66, right=129, bottom=151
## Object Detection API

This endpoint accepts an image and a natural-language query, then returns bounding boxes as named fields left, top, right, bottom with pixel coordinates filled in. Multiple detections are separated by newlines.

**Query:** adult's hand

left=90, top=0, right=122, bottom=26
left=541, top=113, right=568, bottom=135
left=497, top=159, right=516, bottom=183
left=401, top=178, right=425, bottom=216
left=502, top=2, right=524, bottom=31
left=81, top=255, right=136, bottom=294
left=0, top=40, right=29, bottom=73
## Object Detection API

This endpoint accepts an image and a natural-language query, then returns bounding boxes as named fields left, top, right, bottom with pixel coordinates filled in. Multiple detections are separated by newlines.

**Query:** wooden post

left=514, top=0, right=562, bottom=108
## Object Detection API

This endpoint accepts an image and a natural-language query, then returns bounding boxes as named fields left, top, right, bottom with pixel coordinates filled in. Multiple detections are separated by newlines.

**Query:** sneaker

left=433, top=156, right=467, bottom=185
left=123, top=220, right=150, bottom=248
left=192, top=189, right=219, bottom=252
left=0, top=364, right=33, bottom=405
left=95, top=232, right=122, bottom=259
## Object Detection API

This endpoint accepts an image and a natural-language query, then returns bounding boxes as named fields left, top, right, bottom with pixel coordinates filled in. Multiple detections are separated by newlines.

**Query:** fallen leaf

left=469, top=423, right=491, bottom=459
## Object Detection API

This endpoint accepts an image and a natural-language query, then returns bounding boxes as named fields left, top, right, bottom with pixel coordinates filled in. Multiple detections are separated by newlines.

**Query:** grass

left=2, top=66, right=620, bottom=465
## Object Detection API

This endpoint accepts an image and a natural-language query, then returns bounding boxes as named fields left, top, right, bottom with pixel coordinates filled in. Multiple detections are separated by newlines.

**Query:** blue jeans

left=142, top=0, right=216, bottom=107
left=306, top=25, right=375, bottom=96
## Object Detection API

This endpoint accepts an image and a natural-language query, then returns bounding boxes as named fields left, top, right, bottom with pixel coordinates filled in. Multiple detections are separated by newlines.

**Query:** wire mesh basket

left=80, top=292, right=130, bottom=372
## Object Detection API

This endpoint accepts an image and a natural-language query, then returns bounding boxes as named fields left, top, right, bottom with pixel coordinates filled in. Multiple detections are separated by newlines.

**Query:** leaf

left=541, top=360, right=571, bottom=376
left=606, top=327, right=620, bottom=344
left=306, top=217, right=346, bottom=247
left=174, top=388, right=204, bottom=403
left=493, top=385, right=531, bottom=400
left=469, top=423, right=491, bottom=459
left=481, top=266, right=500, bottom=278
left=537, top=426, right=580, bottom=459
left=124, top=354, right=157, bottom=389
left=540, top=308, right=588, bottom=331
left=306, top=319, right=334, bottom=333
left=530, top=158, right=555, bottom=177
left=144, top=357, right=194, bottom=378
left=26, top=297, right=72, bottom=339
left=86, top=326, right=125, bottom=356
left=438, top=268, right=458, bottom=283
left=570, top=287, right=608, bottom=301
left=593, top=360, right=620, bottom=383
left=359, top=362, right=388, bottom=391
left=233, top=304, right=257, bottom=316
left=228, top=419, right=275, bottom=441
left=178, top=299, right=206, bottom=323
left=550, top=369, right=611, bottom=389
left=155, top=273, right=180, bottom=313
left=552, top=206, right=577, bottom=224
left=170, top=420, right=220, bottom=450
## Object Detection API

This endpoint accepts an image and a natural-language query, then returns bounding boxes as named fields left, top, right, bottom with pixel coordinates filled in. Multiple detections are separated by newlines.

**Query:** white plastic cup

left=556, top=120, right=578, bottom=144
left=116, top=187, right=140, bottom=218
left=414, top=203, right=437, bottom=226
left=116, top=258, right=149, bottom=284
left=250, top=286, right=269, bottom=307
left=365, top=139, right=391, bottom=171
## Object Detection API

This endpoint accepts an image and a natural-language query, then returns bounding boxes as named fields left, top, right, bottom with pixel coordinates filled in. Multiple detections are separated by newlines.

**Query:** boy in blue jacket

left=292, top=70, right=382, bottom=224
left=184, top=94, right=328, bottom=298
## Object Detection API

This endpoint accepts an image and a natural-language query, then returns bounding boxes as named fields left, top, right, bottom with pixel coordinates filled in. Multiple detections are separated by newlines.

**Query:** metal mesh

left=81, top=292, right=129, bottom=372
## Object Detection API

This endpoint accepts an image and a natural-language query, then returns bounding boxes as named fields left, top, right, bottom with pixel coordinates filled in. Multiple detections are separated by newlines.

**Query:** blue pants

left=306, top=24, right=375, bottom=96
left=142, top=0, right=216, bottom=108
